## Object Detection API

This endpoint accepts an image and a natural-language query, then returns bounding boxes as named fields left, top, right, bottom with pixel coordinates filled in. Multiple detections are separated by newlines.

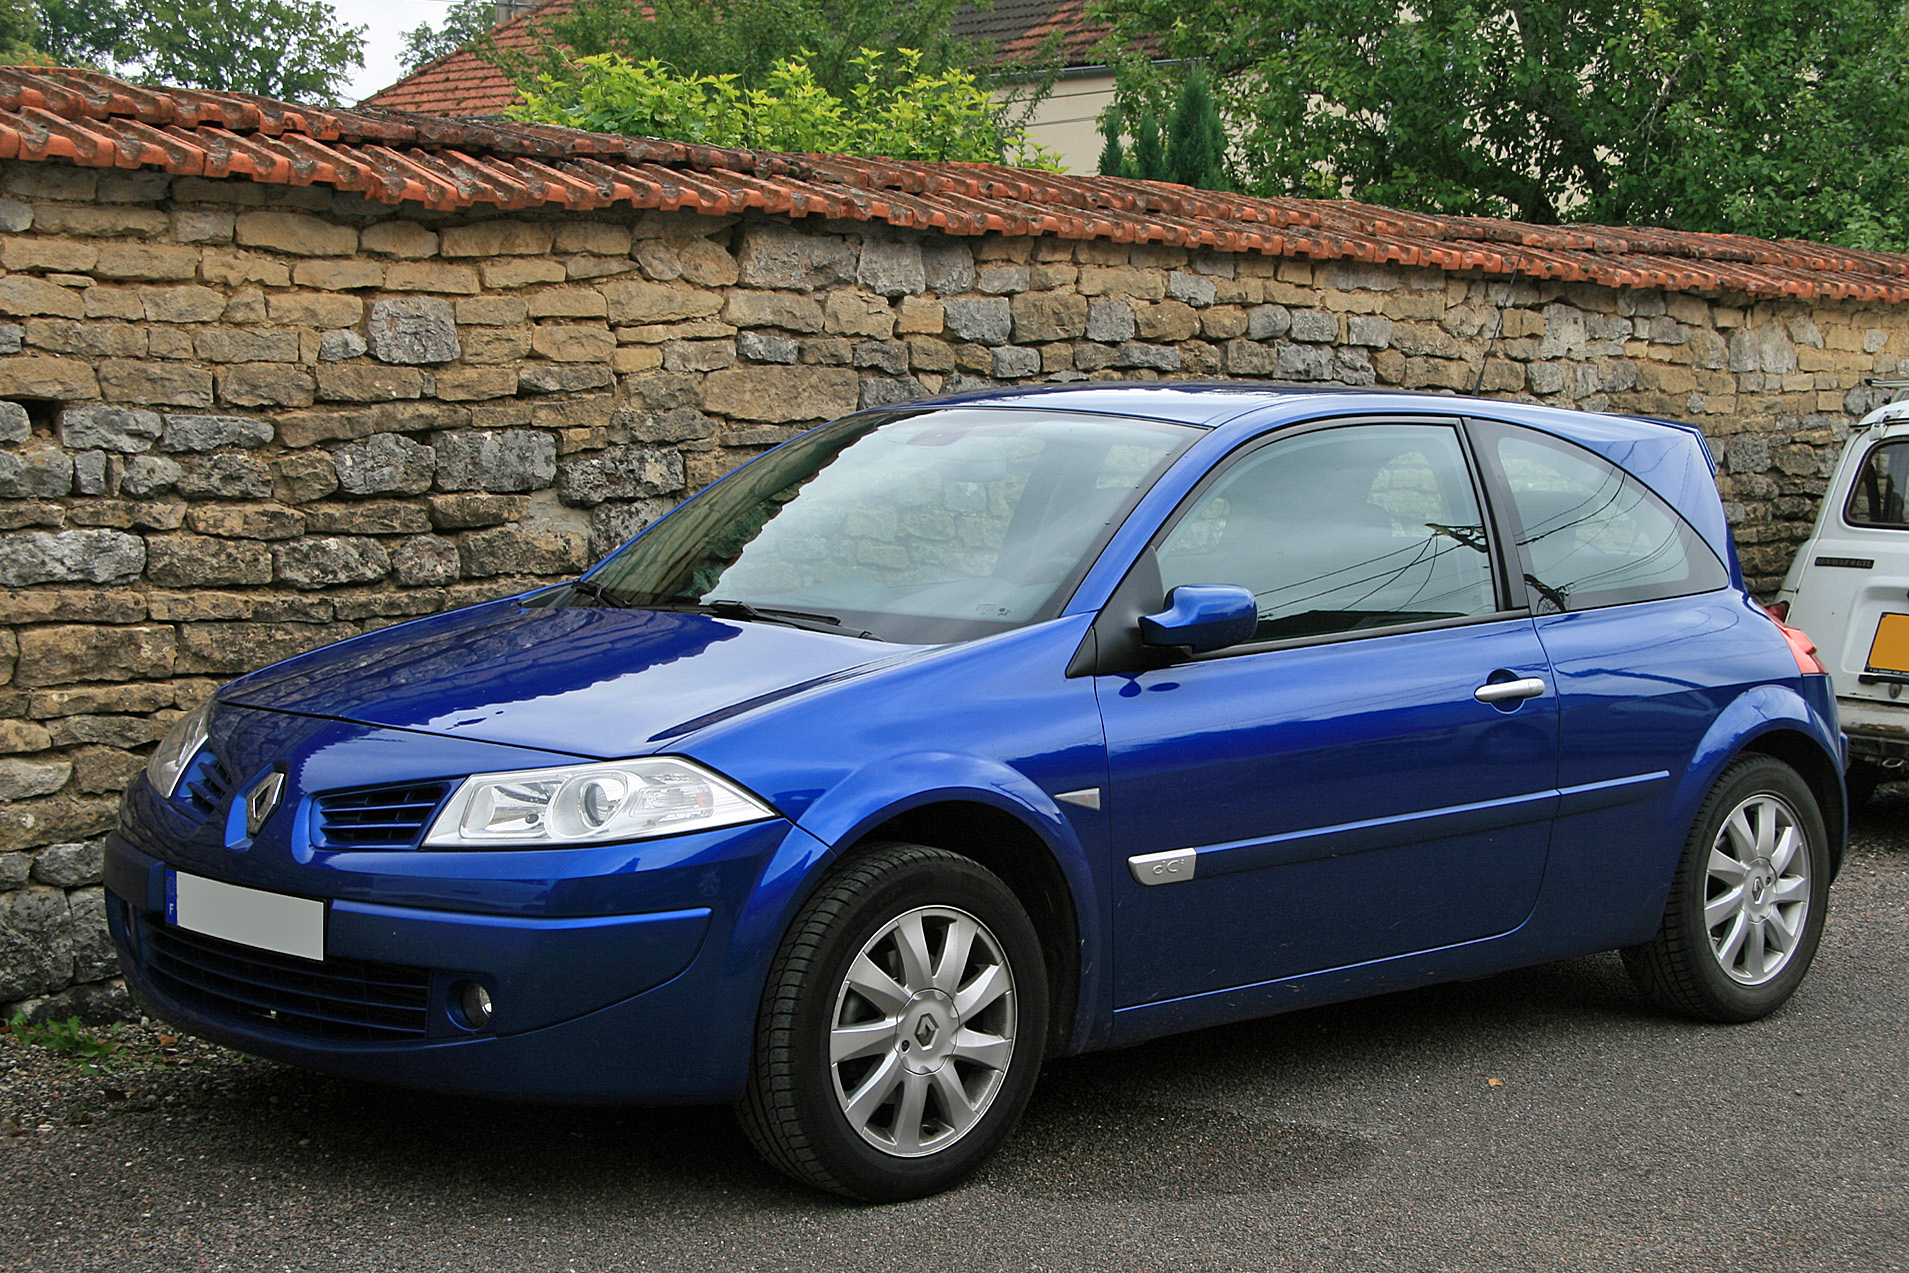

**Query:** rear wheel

left=738, top=843, right=1048, bottom=1201
left=1624, top=755, right=1829, bottom=1022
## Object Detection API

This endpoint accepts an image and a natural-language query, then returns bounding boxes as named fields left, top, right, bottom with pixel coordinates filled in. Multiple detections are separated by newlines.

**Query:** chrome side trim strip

left=1133, top=773, right=1672, bottom=886
left=1188, top=788, right=1560, bottom=880
left=1553, top=770, right=1672, bottom=817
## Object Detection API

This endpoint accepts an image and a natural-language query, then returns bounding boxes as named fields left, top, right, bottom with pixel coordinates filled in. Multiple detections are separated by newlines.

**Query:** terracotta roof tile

left=5, top=65, right=1908, bottom=303
left=360, top=0, right=576, bottom=114
left=951, top=0, right=1113, bottom=68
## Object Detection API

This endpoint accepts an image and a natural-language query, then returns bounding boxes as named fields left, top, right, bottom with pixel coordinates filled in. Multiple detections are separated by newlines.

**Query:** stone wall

left=0, top=156, right=1903, bottom=1015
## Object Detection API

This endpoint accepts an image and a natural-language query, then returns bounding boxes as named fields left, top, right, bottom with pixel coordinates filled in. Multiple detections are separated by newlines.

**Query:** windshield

left=586, top=407, right=1196, bottom=643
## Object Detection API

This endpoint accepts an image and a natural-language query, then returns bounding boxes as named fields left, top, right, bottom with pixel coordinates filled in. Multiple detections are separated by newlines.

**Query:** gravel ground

left=4, top=792, right=1907, bottom=1273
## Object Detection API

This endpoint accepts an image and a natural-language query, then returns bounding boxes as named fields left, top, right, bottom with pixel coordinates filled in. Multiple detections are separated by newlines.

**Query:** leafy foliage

left=399, top=0, right=498, bottom=75
left=513, top=48, right=1059, bottom=167
left=28, top=0, right=364, bottom=104
left=35, top=0, right=133, bottom=67
left=0, top=0, right=39, bottom=61
left=1091, top=0, right=1909, bottom=248
left=498, top=0, right=976, bottom=100
left=5, top=1015, right=120, bottom=1069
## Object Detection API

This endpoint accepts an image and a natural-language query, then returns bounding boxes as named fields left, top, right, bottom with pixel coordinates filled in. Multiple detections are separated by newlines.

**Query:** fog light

left=457, top=980, right=493, bottom=1029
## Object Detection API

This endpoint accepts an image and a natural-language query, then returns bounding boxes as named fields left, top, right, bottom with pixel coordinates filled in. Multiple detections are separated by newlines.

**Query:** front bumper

left=106, top=815, right=828, bottom=1105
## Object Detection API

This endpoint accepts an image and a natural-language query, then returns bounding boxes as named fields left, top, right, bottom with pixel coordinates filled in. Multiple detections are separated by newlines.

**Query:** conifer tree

left=1097, top=105, right=1128, bottom=178
left=1165, top=64, right=1228, bottom=190
left=1130, top=111, right=1166, bottom=182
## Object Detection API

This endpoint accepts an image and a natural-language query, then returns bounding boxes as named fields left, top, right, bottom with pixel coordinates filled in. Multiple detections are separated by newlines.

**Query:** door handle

left=1473, top=676, right=1547, bottom=703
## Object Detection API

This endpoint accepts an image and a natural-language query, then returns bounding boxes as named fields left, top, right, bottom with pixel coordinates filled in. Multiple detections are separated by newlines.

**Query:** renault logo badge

left=245, top=771, right=286, bottom=837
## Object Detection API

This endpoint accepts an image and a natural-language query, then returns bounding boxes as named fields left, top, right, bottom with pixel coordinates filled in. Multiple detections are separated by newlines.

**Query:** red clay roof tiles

left=360, top=0, right=574, bottom=115
left=4, top=64, right=1907, bottom=303
left=950, top=0, right=1113, bottom=69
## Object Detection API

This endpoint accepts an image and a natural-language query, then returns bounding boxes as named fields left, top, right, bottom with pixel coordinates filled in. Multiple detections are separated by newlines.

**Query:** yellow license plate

left=1866, top=613, right=1909, bottom=677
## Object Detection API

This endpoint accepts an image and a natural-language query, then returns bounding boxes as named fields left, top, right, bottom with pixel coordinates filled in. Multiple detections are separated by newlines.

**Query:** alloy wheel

left=1705, top=792, right=1812, bottom=986
left=828, top=905, right=1017, bottom=1158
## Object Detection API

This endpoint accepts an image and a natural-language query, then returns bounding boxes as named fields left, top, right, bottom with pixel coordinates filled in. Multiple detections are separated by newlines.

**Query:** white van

left=1774, top=396, right=1909, bottom=801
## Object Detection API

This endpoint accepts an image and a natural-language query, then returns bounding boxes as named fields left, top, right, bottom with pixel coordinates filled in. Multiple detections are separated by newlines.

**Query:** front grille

left=313, top=783, right=451, bottom=849
left=181, top=749, right=233, bottom=819
left=139, top=916, right=432, bottom=1041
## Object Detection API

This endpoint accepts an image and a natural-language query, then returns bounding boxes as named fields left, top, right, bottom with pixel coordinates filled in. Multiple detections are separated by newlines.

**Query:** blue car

left=107, top=384, right=1842, bottom=1200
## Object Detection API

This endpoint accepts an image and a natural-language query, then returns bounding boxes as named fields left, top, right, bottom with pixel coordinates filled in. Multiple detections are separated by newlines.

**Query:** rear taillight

left=1763, top=604, right=1826, bottom=675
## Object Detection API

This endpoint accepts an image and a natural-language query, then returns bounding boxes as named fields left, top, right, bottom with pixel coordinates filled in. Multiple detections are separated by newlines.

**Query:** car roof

left=902, top=380, right=1323, bottom=425
left=906, top=380, right=1703, bottom=448
left=898, top=381, right=1733, bottom=571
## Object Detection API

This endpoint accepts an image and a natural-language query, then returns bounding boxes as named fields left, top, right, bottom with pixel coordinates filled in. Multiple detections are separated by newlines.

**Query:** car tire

left=737, top=842, right=1049, bottom=1201
left=1623, top=755, right=1829, bottom=1023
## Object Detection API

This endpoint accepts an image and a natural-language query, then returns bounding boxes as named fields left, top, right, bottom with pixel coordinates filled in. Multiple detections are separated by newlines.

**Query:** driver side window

left=1157, top=423, right=1498, bottom=642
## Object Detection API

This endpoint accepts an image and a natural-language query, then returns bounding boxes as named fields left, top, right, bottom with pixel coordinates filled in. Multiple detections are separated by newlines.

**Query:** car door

left=1465, top=416, right=1743, bottom=938
left=1096, top=419, right=1561, bottom=1011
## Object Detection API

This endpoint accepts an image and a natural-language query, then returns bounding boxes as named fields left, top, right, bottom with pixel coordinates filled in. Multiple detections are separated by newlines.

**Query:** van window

left=1845, top=440, right=1909, bottom=528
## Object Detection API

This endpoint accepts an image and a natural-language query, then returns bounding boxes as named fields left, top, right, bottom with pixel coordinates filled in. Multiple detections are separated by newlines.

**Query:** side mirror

left=1138, top=585, right=1259, bottom=654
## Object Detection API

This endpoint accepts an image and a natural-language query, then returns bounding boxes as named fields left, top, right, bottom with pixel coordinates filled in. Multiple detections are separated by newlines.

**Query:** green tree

left=1097, top=104, right=1128, bottom=178
left=1164, top=64, right=1227, bottom=190
left=513, top=48, right=1059, bottom=167
left=399, top=0, right=497, bottom=75
left=500, top=0, right=977, bottom=100
left=34, top=0, right=133, bottom=68
left=0, top=0, right=37, bottom=62
left=1129, top=110, right=1165, bottom=181
left=1097, top=64, right=1230, bottom=190
left=1091, top=0, right=1909, bottom=248
left=139, top=0, right=364, bottom=102
left=31, top=0, right=362, bottom=103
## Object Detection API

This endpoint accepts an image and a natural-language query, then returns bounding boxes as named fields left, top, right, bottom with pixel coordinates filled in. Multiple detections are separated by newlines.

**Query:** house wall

left=1016, top=70, right=1118, bottom=173
left=0, top=157, right=1897, bottom=1017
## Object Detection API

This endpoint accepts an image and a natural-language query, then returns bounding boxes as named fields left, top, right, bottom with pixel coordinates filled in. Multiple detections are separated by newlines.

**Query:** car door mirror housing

left=1139, top=585, right=1260, bottom=654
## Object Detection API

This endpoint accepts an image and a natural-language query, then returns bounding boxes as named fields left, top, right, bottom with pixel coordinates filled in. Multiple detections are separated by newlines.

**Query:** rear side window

left=1483, top=424, right=1727, bottom=613
left=1845, top=440, right=1909, bottom=527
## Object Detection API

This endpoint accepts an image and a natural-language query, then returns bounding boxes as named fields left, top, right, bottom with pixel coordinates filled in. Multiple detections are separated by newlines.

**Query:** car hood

left=217, top=597, right=908, bottom=758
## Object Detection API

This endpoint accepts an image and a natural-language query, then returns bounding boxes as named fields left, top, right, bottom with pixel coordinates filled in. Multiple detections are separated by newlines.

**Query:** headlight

left=145, top=700, right=213, bottom=799
left=423, top=757, right=775, bottom=848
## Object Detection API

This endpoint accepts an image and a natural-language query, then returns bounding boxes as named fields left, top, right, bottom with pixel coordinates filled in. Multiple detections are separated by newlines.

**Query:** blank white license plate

left=168, top=871, right=325, bottom=962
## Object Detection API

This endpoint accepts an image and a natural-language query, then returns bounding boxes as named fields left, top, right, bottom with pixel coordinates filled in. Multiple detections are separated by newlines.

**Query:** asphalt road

left=5, top=797, right=1907, bottom=1273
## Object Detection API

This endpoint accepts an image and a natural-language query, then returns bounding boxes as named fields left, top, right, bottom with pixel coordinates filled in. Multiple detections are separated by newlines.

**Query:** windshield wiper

left=706, top=599, right=841, bottom=626
left=565, top=578, right=633, bottom=608
left=645, top=598, right=875, bottom=639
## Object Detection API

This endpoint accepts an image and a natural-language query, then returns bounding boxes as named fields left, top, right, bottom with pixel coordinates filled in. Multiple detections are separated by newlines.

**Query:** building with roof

left=0, top=62, right=1903, bottom=1014
left=362, top=0, right=1120, bottom=173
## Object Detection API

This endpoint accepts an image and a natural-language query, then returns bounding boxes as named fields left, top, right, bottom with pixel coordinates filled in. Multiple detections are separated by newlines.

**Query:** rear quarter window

left=1479, top=422, right=1728, bottom=613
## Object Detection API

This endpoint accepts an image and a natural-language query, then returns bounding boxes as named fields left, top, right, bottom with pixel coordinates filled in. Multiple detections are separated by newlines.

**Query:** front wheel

left=1623, top=755, right=1829, bottom=1022
left=738, top=843, right=1049, bottom=1201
